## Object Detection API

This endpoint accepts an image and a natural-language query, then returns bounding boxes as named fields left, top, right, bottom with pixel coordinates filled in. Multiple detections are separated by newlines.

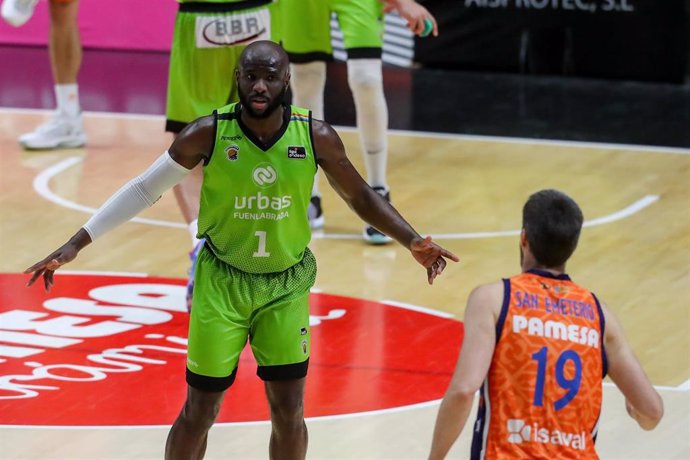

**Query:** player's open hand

left=410, top=236, right=459, bottom=285
left=24, top=242, right=80, bottom=292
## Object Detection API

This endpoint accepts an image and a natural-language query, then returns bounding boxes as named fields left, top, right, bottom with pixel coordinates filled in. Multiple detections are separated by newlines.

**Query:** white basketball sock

left=311, top=171, right=320, bottom=198
left=188, top=219, right=201, bottom=248
left=347, top=59, right=389, bottom=190
left=55, top=84, right=80, bottom=118
left=290, top=61, right=326, bottom=120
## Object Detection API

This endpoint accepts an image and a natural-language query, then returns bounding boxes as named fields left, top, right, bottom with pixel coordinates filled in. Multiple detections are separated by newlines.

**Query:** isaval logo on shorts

left=252, top=163, right=277, bottom=188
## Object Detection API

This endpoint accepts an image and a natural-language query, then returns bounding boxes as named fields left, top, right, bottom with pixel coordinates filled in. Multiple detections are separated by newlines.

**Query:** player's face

left=237, top=64, right=288, bottom=119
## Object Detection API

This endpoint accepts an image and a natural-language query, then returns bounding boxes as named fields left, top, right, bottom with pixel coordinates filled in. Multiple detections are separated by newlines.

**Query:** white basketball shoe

left=363, top=186, right=393, bottom=245
left=19, top=113, right=87, bottom=150
left=308, top=195, right=325, bottom=229
left=1, top=0, right=39, bottom=27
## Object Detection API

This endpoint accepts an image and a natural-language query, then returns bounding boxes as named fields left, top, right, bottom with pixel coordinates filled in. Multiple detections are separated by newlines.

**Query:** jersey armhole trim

left=204, top=110, right=219, bottom=167
left=495, top=279, right=511, bottom=343
left=592, top=292, right=608, bottom=378
left=308, top=110, right=319, bottom=171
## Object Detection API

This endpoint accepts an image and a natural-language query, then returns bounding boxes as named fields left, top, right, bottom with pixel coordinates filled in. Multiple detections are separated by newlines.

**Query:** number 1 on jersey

left=253, top=231, right=270, bottom=257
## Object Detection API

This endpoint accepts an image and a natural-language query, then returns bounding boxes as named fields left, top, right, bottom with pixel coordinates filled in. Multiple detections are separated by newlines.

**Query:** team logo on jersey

left=252, top=163, right=277, bottom=187
left=552, top=285, right=571, bottom=295
left=225, top=144, right=240, bottom=161
left=507, top=419, right=532, bottom=444
left=287, top=146, right=306, bottom=159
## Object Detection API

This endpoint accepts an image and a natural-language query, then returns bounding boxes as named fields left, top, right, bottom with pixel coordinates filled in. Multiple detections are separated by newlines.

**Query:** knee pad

left=347, top=58, right=384, bottom=92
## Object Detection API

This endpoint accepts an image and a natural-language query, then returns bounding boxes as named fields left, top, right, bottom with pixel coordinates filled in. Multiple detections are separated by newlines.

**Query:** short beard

left=239, top=86, right=287, bottom=119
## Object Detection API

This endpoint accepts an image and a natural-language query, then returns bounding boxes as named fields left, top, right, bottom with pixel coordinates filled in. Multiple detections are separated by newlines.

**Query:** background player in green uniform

left=280, top=0, right=438, bottom=243
left=25, top=41, right=458, bottom=460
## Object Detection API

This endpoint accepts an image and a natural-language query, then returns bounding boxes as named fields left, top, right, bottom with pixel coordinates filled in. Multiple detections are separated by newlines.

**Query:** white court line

left=58, top=270, right=148, bottom=277
left=33, top=156, right=660, bottom=240
left=33, top=157, right=185, bottom=230
left=3, top=106, right=689, bottom=155
left=677, top=379, right=690, bottom=391
left=382, top=299, right=455, bottom=318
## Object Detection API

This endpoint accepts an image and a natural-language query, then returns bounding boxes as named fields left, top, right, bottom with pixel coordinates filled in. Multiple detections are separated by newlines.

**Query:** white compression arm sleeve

left=83, top=151, right=192, bottom=241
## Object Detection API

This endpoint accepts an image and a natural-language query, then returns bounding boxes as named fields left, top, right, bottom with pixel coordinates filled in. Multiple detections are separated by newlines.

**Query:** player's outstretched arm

left=312, top=119, right=458, bottom=284
left=24, top=116, right=215, bottom=292
left=382, top=0, right=439, bottom=37
left=428, top=283, right=501, bottom=459
left=602, top=302, right=664, bottom=430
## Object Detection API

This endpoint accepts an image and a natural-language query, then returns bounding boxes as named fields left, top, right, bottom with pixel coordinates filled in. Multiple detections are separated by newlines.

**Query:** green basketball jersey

left=198, top=103, right=317, bottom=274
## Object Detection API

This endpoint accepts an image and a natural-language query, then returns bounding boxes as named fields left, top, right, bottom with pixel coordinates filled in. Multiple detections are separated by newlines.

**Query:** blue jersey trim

left=591, top=292, right=608, bottom=378
left=495, top=279, right=511, bottom=343
left=470, top=382, right=488, bottom=460
left=526, top=268, right=571, bottom=281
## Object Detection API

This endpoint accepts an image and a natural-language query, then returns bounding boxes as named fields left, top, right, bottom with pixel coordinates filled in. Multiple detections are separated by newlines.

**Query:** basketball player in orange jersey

left=428, top=189, right=663, bottom=459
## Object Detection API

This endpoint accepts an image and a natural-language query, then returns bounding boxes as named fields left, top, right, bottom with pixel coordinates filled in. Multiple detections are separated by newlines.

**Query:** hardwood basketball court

left=0, top=108, right=688, bottom=459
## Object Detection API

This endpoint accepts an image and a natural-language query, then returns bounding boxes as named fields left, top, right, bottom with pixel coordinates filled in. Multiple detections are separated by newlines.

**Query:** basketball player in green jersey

left=166, top=0, right=280, bottom=305
left=25, top=41, right=459, bottom=460
left=280, top=0, right=438, bottom=243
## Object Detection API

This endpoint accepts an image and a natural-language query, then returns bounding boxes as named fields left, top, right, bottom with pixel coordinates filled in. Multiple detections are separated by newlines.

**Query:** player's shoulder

left=310, top=118, right=345, bottom=156
left=310, top=117, right=337, bottom=138
left=466, top=281, right=505, bottom=318
left=469, top=280, right=504, bottom=300
left=171, top=114, right=216, bottom=157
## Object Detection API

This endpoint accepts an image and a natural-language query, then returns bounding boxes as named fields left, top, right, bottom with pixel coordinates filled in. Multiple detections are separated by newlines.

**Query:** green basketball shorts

left=280, top=0, right=384, bottom=62
left=166, top=0, right=278, bottom=133
left=186, top=243, right=317, bottom=392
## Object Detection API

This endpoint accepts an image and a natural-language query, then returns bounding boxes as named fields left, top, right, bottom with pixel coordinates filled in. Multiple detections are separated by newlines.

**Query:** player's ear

left=520, top=229, right=528, bottom=248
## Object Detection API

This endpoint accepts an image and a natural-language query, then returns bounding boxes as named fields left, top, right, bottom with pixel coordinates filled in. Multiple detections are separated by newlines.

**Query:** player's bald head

left=239, top=41, right=289, bottom=73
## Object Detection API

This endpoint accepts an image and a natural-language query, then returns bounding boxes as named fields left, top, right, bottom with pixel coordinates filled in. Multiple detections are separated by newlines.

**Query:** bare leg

left=48, top=0, right=81, bottom=85
left=165, top=385, right=225, bottom=460
left=19, top=0, right=85, bottom=149
left=265, top=378, right=308, bottom=460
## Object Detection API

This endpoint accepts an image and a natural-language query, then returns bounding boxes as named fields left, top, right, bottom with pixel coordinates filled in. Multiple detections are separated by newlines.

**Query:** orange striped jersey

left=471, top=269, right=607, bottom=460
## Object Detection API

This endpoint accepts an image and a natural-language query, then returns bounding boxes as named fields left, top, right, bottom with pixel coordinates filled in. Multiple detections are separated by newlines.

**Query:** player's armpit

left=168, top=114, right=216, bottom=169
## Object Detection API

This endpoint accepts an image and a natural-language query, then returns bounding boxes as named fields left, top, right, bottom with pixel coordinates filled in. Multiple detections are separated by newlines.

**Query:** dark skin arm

left=312, top=119, right=459, bottom=284
left=24, top=116, right=216, bottom=291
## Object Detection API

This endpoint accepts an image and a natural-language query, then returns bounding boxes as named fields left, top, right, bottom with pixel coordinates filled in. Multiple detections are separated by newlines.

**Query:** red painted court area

left=0, top=273, right=463, bottom=426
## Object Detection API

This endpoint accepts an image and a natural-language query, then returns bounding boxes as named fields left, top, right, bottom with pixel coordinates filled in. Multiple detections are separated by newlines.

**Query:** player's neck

left=521, top=257, right=566, bottom=276
left=241, top=104, right=285, bottom=142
